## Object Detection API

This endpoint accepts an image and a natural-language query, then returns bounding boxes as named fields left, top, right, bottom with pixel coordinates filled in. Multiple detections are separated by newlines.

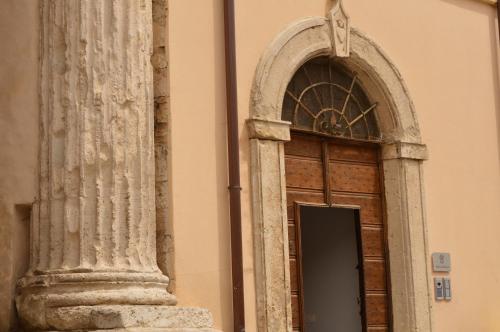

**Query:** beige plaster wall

left=344, top=1, right=500, bottom=331
left=0, top=0, right=498, bottom=332
left=168, top=0, right=500, bottom=331
left=0, top=0, right=39, bottom=331
left=168, top=1, right=233, bottom=330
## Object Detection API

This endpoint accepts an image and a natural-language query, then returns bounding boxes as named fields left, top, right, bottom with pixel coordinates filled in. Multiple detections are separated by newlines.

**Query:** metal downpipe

left=223, top=0, right=245, bottom=331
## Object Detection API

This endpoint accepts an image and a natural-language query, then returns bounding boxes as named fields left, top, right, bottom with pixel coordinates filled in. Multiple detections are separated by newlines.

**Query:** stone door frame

left=247, top=16, right=432, bottom=332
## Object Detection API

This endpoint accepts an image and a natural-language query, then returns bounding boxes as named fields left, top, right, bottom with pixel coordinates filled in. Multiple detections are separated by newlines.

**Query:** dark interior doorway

left=300, top=206, right=364, bottom=332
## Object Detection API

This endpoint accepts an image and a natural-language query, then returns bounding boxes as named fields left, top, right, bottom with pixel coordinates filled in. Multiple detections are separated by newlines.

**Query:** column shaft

left=16, top=1, right=185, bottom=330
left=35, top=0, right=157, bottom=272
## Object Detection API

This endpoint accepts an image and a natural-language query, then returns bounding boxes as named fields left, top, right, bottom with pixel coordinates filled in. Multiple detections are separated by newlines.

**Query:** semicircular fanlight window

left=282, top=57, right=380, bottom=141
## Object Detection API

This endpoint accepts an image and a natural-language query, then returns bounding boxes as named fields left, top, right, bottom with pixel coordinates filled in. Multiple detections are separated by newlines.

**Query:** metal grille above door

left=283, top=57, right=380, bottom=141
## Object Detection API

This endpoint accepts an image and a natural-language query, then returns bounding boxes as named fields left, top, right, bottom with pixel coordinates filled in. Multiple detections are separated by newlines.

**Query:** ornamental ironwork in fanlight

left=282, top=57, right=380, bottom=141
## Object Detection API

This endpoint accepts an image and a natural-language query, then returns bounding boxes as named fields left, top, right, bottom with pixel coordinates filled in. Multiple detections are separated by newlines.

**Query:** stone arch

left=247, top=15, right=432, bottom=332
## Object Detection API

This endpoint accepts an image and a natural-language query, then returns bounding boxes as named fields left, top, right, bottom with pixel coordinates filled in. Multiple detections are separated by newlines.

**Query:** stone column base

left=49, top=329, right=219, bottom=332
left=27, top=305, right=219, bottom=331
left=17, top=273, right=220, bottom=331
left=59, top=328, right=221, bottom=332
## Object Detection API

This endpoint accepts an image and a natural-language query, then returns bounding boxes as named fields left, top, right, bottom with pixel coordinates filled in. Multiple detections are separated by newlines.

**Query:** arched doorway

left=283, top=57, right=389, bottom=331
left=247, top=11, right=432, bottom=332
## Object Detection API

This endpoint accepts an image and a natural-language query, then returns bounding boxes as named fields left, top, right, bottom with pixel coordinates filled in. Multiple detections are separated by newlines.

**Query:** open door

left=296, top=205, right=365, bottom=332
left=285, top=132, right=390, bottom=331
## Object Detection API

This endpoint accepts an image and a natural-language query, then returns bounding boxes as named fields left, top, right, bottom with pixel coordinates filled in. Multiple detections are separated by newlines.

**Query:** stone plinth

left=18, top=303, right=215, bottom=331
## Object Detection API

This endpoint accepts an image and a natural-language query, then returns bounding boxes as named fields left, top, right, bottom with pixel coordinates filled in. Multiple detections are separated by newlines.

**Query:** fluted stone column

left=16, top=1, right=216, bottom=331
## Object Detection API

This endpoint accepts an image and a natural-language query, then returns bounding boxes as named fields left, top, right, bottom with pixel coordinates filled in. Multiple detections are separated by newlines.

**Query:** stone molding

left=248, top=8, right=432, bottom=332
left=35, top=305, right=215, bottom=331
left=249, top=138, right=292, bottom=332
left=477, top=0, right=496, bottom=5
left=247, top=118, right=291, bottom=141
left=382, top=142, right=429, bottom=160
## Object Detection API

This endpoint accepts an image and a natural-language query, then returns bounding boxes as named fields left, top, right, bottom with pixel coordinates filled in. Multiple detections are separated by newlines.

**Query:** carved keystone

left=327, top=0, right=350, bottom=57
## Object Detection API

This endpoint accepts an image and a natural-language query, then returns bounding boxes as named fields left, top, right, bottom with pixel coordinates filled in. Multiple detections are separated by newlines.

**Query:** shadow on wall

left=490, top=8, right=500, bottom=173
left=0, top=202, right=31, bottom=332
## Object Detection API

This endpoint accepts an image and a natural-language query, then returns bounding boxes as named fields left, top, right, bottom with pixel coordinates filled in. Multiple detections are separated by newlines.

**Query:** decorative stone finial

left=327, top=0, right=350, bottom=57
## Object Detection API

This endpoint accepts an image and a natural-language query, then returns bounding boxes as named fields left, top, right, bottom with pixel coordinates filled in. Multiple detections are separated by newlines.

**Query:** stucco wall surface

left=338, top=2, right=500, bottom=331
left=231, top=0, right=500, bottom=331
left=0, top=0, right=499, bottom=332
left=169, top=0, right=500, bottom=330
left=168, top=1, right=232, bottom=331
left=0, top=0, right=39, bottom=331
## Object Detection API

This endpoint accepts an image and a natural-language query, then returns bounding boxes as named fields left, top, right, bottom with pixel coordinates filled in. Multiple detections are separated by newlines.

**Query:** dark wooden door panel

left=332, top=194, right=383, bottom=225
left=290, top=258, right=299, bottom=293
left=329, top=143, right=378, bottom=163
left=365, top=295, right=389, bottom=326
left=362, top=227, right=385, bottom=257
left=286, top=191, right=324, bottom=217
left=367, top=328, right=389, bottom=332
left=285, top=134, right=322, bottom=158
left=291, top=294, right=301, bottom=329
left=329, top=161, right=381, bottom=194
left=288, top=224, right=297, bottom=256
left=285, top=133, right=390, bottom=332
left=364, top=259, right=388, bottom=291
left=285, top=158, right=324, bottom=190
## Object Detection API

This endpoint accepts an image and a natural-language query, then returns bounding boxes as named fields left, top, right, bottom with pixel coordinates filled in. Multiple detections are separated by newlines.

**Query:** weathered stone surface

left=383, top=158, right=431, bottom=332
left=327, top=0, right=350, bottom=57
left=0, top=1, right=40, bottom=330
left=52, top=329, right=219, bottom=332
left=382, top=142, right=429, bottom=160
left=247, top=118, right=291, bottom=141
left=0, top=200, right=16, bottom=332
left=66, top=330, right=219, bottom=332
left=16, top=1, right=217, bottom=330
left=249, top=139, right=292, bottom=332
left=152, top=0, right=175, bottom=290
left=28, top=0, right=160, bottom=277
left=44, top=305, right=214, bottom=330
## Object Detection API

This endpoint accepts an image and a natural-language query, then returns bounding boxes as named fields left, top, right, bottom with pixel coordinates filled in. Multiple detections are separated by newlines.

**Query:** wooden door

left=285, top=132, right=390, bottom=332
